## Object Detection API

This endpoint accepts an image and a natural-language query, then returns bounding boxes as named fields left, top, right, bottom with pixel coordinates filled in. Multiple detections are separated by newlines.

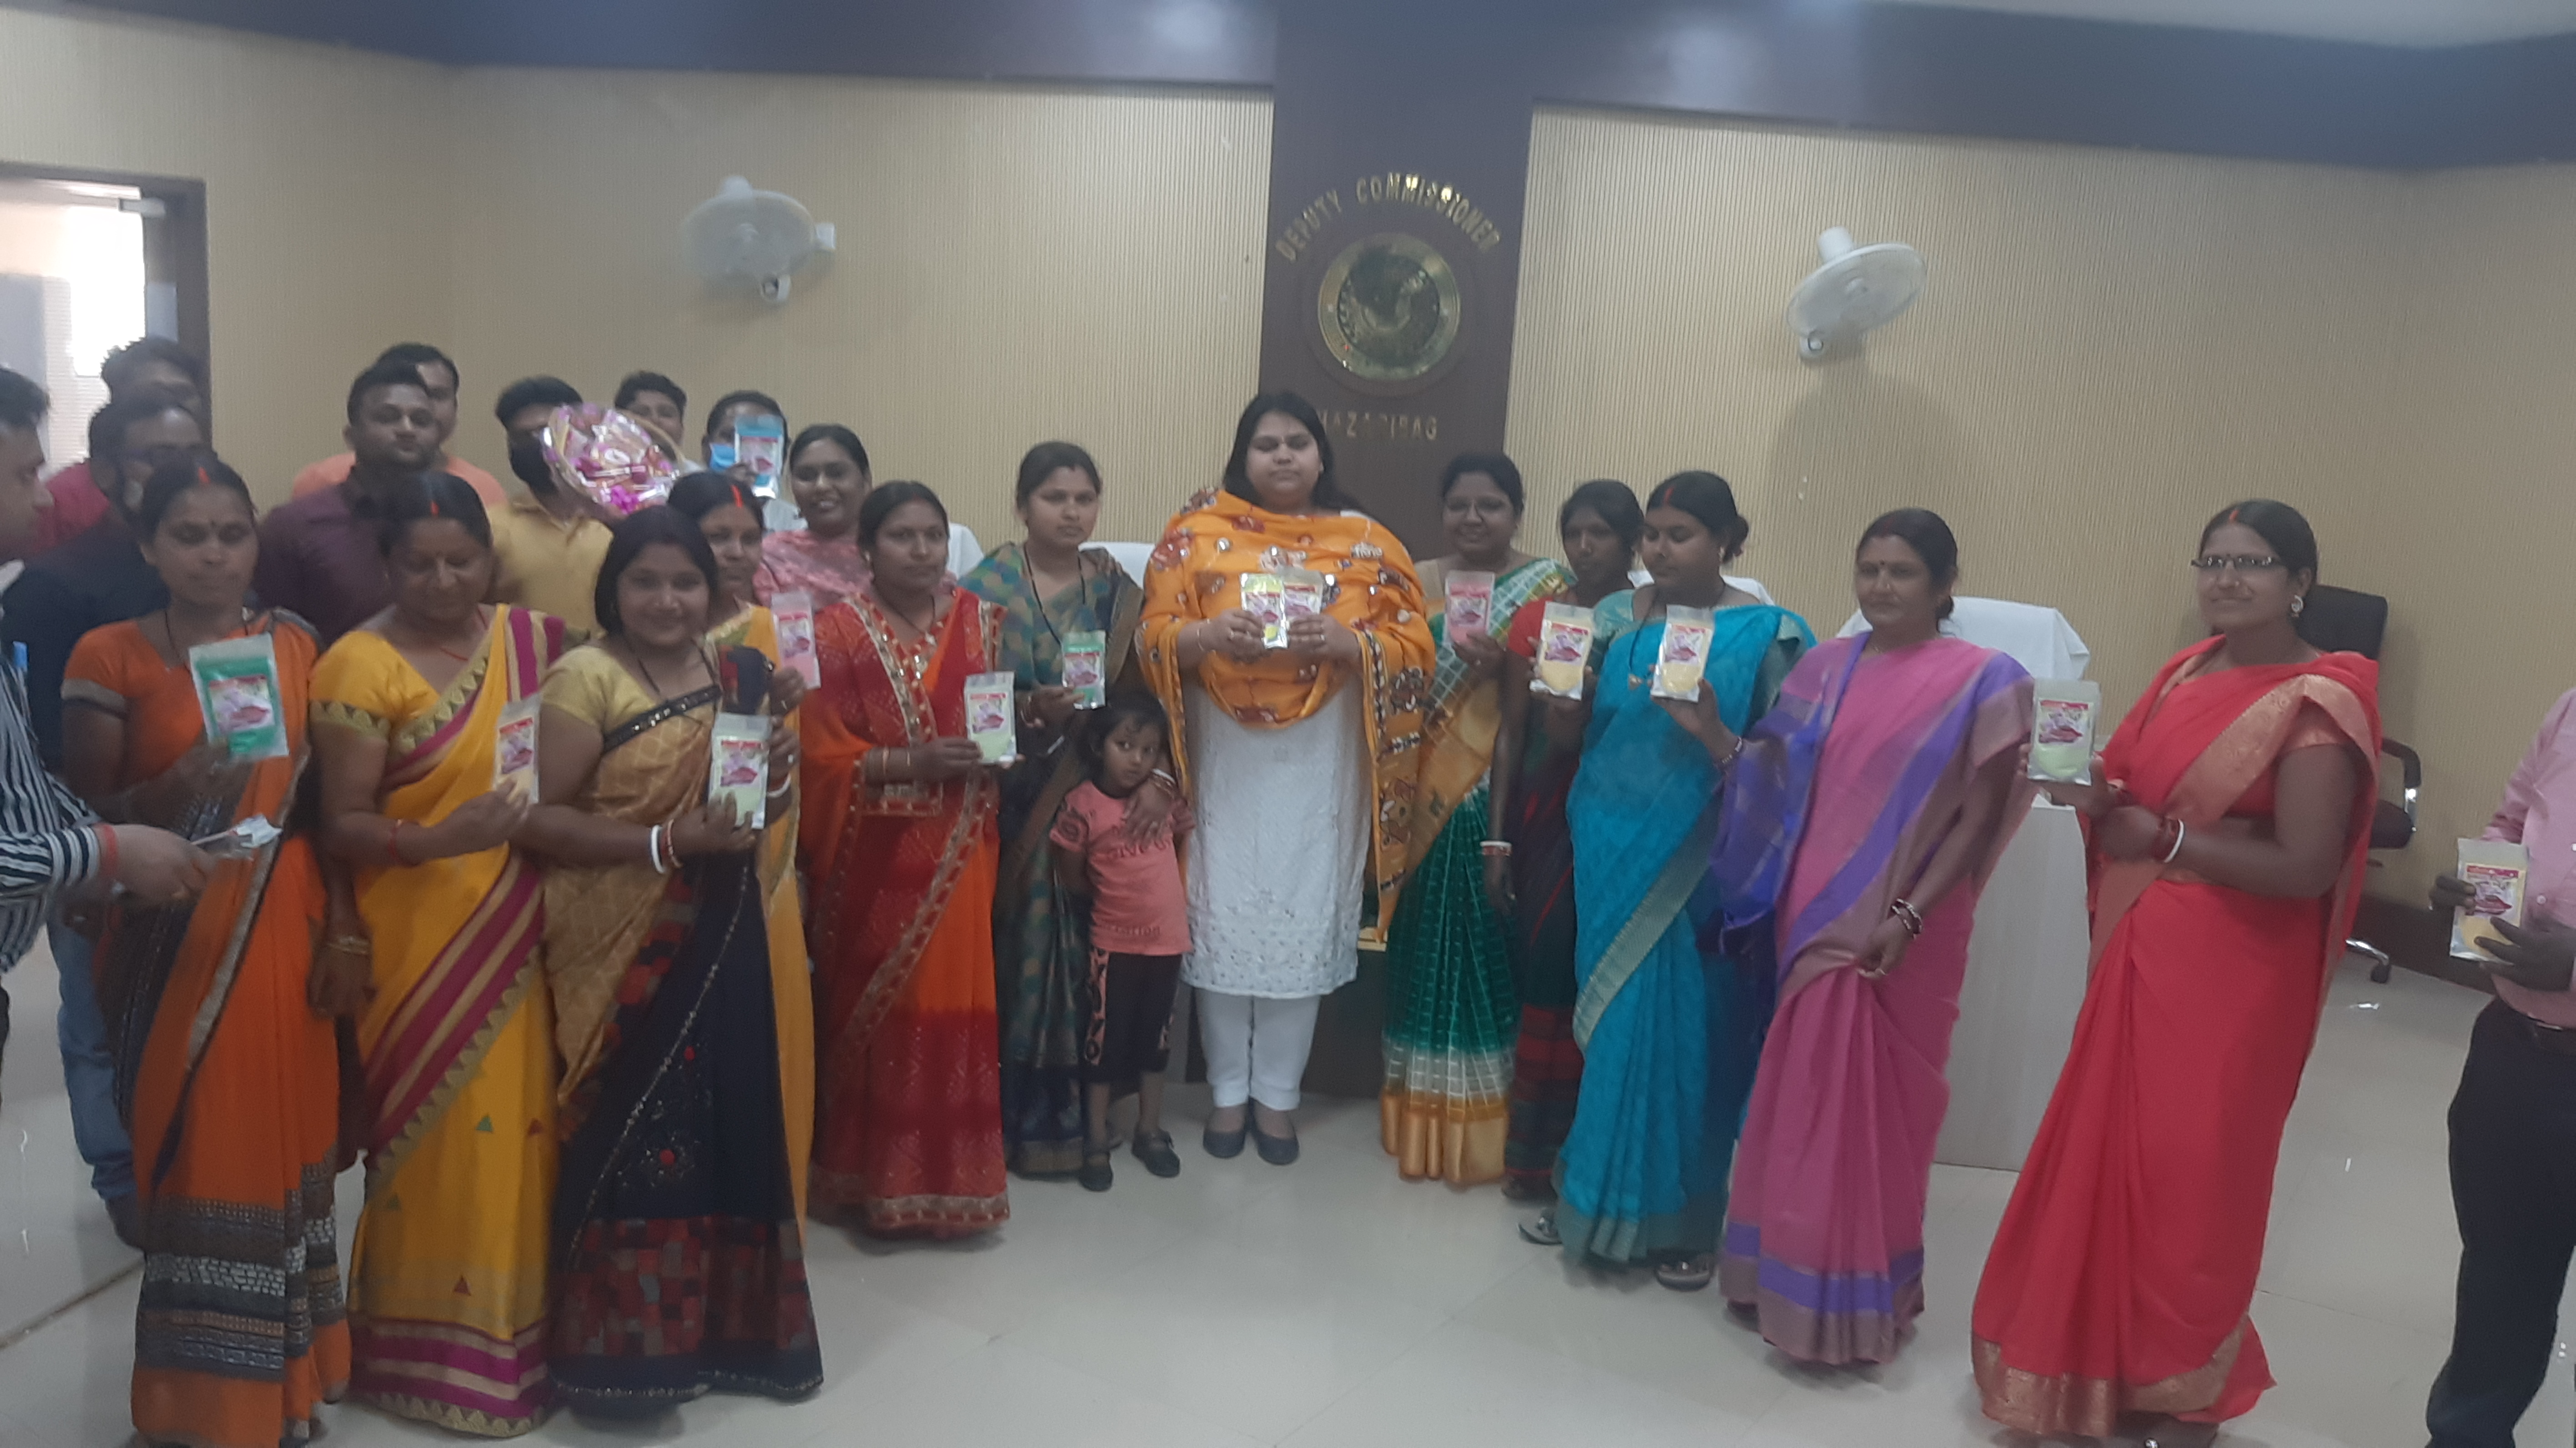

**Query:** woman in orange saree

left=67, top=461, right=347, bottom=1448
left=312, top=476, right=567, bottom=1435
left=1971, top=501, right=2381, bottom=1445
left=802, top=482, right=1011, bottom=1236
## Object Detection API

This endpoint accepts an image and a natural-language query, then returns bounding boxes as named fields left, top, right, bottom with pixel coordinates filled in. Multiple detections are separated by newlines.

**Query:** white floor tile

left=789, top=1340, right=1260, bottom=1448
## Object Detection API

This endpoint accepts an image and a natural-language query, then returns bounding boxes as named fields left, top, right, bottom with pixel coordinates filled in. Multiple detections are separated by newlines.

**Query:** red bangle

left=93, top=824, right=118, bottom=885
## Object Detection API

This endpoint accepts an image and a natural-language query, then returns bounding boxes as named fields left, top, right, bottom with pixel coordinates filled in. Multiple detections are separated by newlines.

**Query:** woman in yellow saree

left=312, top=476, right=567, bottom=1435
left=67, top=460, right=347, bottom=1448
left=671, top=471, right=815, bottom=1218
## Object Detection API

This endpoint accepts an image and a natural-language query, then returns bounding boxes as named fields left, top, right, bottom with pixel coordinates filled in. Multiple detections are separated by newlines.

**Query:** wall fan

left=684, top=176, right=836, bottom=305
left=1786, top=226, right=1926, bottom=362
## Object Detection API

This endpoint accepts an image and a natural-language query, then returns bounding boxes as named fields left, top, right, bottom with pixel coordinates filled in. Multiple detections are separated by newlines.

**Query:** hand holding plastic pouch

left=493, top=697, right=542, bottom=800
left=1444, top=570, right=1496, bottom=639
left=2028, top=679, right=2102, bottom=784
left=2452, top=838, right=2531, bottom=962
left=1239, top=573, right=1287, bottom=649
left=772, top=590, right=821, bottom=689
left=735, top=414, right=786, bottom=495
left=1530, top=603, right=1594, bottom=699
left=189, top=635, right=290, bottom=760
left=708, top=713, right=770, bottom=829
left=1061, top=630, right=1106, bottom=708
left=1280, top=568, right=1324, bottom=639
left=966, top=671, right=1018, bottom=764
left=1650, top=606, right=1714, bottom=701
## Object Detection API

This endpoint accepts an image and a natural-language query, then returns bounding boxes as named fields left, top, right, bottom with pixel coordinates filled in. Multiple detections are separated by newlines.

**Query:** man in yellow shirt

left=488, top=375, right=611, bottom=634
left=288, top=343, right=505, bottom=506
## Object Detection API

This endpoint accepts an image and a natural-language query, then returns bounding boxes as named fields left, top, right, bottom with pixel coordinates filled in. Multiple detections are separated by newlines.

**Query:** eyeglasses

left=2189, top=553, right=2283, bottom=575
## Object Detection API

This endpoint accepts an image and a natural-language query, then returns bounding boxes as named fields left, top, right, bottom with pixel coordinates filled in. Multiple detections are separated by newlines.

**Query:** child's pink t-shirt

left=1050, top=782, right=1193, bottom=956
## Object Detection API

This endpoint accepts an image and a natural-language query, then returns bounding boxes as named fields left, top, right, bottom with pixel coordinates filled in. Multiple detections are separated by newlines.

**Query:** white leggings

left=1196, top=990, right=1323, bottom=1111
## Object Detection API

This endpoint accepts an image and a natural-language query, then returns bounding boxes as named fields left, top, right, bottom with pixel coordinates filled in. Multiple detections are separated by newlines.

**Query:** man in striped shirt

left=0, top=367, right=213, bottom=1134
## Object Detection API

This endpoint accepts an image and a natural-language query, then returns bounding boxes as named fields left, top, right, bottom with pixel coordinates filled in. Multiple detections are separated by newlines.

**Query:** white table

left=1935, top=799, right=2093, bottom=1171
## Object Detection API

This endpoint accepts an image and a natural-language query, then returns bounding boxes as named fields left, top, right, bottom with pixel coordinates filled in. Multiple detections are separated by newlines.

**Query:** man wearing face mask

left=288, top=342, right=505, bottom=507
left=487, top=377, right=613, bottom=634
left=257, top=361, right=446, bottom=644
left=22, top=338, right=209, bottom=558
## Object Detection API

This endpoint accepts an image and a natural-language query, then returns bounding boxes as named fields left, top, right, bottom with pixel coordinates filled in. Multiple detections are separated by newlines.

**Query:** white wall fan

left=1786, top=226, right=1926, bottom=362
left=684, top=176, right=836, bottom=305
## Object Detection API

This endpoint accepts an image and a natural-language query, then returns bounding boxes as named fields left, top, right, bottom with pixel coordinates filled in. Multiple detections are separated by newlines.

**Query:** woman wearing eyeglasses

left=1970, top=501, right=2381, bottom=1447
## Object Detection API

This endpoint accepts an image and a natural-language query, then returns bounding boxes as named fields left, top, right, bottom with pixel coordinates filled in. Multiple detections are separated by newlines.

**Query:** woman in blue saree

left=1519, top=471, right=1809, bottom=1290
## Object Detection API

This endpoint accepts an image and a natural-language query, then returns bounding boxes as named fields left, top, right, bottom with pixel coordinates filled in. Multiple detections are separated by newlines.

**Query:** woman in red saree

left=1971, top=501, right=2381, bottom=1445
left=802, top=481, right=1011, bottom=1236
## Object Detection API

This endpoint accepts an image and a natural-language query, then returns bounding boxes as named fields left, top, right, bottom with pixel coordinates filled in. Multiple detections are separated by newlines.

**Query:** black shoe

left=1203, top=1116, right=1247, bottom=1159
left=1079, top=1151, right=1113, bottom=1192
left=1132, top=1130, right=1182, bottom=1178
left=1250, top=1120, right=1299, bottom=1166
left=107, top=1194, right=144, bottom=1250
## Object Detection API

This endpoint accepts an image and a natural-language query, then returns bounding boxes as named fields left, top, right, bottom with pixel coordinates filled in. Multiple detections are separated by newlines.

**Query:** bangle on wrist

left=648, top=825, right=670, bottom=875
left=326, top=933, right=370, bottom=956
left=1888, top=897, right=1925, bottom=937
left=93, top=824, right=118, bottom=884
left=2159, top=816, right=2188, bottom=865
left=1480, top=840, right=1512, bottom=857
left=387, top=819, right=411, bottom=866
left=1720, top=735, right=1747, bottom=769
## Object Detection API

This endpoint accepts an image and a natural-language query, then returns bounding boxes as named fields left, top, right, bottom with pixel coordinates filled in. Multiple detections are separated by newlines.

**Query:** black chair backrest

left=2297, top=583, right=2386, bottom=661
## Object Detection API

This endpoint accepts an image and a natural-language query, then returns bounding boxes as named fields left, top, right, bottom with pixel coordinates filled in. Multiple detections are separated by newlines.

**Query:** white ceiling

left=1867, top=0, right=2576, bottom=47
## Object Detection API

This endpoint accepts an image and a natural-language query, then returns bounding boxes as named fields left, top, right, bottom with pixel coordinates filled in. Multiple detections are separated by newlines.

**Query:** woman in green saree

left=958, top=442, right=1163, bottom=1179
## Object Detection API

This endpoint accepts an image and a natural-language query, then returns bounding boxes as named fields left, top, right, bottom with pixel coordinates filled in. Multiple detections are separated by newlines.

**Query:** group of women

left=86, top=383, right=2381, bottom=1448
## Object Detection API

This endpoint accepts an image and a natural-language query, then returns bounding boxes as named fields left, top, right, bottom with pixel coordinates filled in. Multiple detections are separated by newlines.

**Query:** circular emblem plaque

left=1316, top=233, right=1461, bottom=385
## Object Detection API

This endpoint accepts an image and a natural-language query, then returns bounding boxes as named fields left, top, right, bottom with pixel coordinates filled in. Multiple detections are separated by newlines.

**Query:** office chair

left=2296, top=584, right=2419, bottom=983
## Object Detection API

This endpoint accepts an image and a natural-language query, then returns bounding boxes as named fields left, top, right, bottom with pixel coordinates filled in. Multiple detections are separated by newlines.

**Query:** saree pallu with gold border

left=960, top=544, right=1145, bottom=1178
left=802, top=588, right=1010, bottom=1237
left=87, top=614, right=347, bottom=1448
left=315, top=605, right=564, bottom=1437
left=1379, top=557, right=1569, bottom=1184
left=541, top=644, right=821, bottom=1413
left=1971, top=640, right=2380, bottom=1435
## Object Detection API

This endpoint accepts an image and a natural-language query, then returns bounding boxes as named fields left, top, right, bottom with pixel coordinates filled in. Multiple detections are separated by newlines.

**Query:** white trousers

left=1197, top=990, right=1322, bottom=1111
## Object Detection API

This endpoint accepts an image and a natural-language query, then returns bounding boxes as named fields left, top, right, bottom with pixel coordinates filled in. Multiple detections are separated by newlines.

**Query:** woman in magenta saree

left=1710, top=511, right=2033, bottom=1363
left=1971, top=501, right=2379, bottom=1443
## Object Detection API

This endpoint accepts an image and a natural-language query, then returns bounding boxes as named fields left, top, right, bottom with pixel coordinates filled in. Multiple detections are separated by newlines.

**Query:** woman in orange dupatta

left=312, top=477, right=567, bottom=1435
left=672, top=471, right=815, bottom=1217
left=802, top=481, right=1012, bottom=1235
left=1972, top=502, right=2380, bottom=1446
left=67, top=461, right=346, bottom=1448
left=1137, top=392, right=1436, bottom=1162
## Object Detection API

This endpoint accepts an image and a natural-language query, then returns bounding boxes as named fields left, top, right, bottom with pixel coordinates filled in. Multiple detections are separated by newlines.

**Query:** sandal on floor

left=1654, top=1256, right=1715, bottom=1292
left=1132, top=1130, right=1182, bottom=1178
left=1203, top=1117, right=1247, bottom=1159
left=1518, top=1208, right=1561, bottom=1247
left=1078, top=1150, right=1114, bottom=1192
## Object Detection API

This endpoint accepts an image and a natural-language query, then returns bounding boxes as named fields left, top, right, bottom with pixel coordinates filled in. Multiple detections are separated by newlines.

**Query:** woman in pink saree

left=1684, top=511, right=2033, bottom=1358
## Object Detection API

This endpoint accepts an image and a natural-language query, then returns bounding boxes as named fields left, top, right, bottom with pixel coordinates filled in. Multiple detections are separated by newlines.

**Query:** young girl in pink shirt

left=1050, top=693, right=1194, bottom=1191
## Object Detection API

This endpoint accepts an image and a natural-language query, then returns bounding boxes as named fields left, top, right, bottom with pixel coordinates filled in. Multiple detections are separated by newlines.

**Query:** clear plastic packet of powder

left=1445, top=570, right=1496, bottom=640
left=1280, top=568, right=1325, bottom=639
left=189, top=634, right=289, bottom=760
left=1650, top=606, right=1714, bottom=701
left=494, top=696, right=541, bottom=801
left=1239, top=572, right=1287, bottom=649
left=193, top=815, right=282, bottom=860
left=708, top=713, right=770, bottom=830
left=735, top=414, right=785, bottom=495
left=2029, top=679, right=2102, bottom=784
left=966, top=671, right=1018, bottom=764
left=2453, top=839, right=2531, bottom=962
left=1531, top=603, right=1595, bottom=699
left=772, top=590, right=820, bottom=689
left=1061, top=630, right=1106, bottom=708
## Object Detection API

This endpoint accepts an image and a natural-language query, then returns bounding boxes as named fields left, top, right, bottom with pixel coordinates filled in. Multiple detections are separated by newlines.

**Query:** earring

left=2291, top=595, right=2305, bottom=617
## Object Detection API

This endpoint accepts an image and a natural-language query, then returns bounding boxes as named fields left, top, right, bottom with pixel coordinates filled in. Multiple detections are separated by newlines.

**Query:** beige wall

left=0, top=7, right=456, bottom=495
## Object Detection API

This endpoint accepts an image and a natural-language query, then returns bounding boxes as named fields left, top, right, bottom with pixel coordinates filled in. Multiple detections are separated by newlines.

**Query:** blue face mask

left=708, top=441, right=740, bottom=470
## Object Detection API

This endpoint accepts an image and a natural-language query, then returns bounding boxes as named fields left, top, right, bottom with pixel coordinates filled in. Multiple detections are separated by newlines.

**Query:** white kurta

left=1181, top=681, right=1371, bottom=1000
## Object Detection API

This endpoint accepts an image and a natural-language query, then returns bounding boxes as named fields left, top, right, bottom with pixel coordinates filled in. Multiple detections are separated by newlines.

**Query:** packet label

left=708, top=713, right=770, bottom=830
left=1650, top=606, right=1715, bottom=701
left=734, top=414, right=786, bottom=496
left=772, top=590, right=821, bottom=689
left=966, top=671, right=1018, bottom=764
left=2452, top=839, right=2531, bottom=962
left=1531, top=602, right=1595, bottom=700
left=1281, top=568, right=1324, bottom=638
left=1061, top=630, right=1106, bottom=708
left=189, top=634, right=290, bottom=760
left=1444, top=570, right=1496, bottom=640
left=494, top=696, right=542, bottom=800
left=1240, top=573, right=1287, bottom=649
left=2028, top=679, right=2102, bottom=785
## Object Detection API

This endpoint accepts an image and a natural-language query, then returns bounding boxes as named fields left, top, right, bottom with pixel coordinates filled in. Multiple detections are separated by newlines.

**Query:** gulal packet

left=1240, top=573, right=1287, bottom=649
left=1281, top=568, right=1324, bottom=638
left=2028, top=679, right=2102, bottom=785
left=1061, top=630, right=1106, bottom=709
left=189, top=634, right=289, bottom=760
left=707, top=712, right=770, bottom=830
left=1650, top=606, right=1715, bottom=701
left=966, top=671, right=1018, bottom=764
left=2453, top=838, right=2531, bottom=962
left=735, top=414, right=786, bottom=495
left=772, top=590, right=820, bottom=689
left=1445, top=570, right=1496, bottom=640
left=494, top=696, right=542, bottom=801
left=193, top=815, right=281, bottom=860
left=1530, top=602, right=1595, bottom=699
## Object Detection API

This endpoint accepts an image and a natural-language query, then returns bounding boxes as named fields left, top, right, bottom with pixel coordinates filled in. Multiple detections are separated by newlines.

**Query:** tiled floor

left=3, top=947, right=2569, bottom=1448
